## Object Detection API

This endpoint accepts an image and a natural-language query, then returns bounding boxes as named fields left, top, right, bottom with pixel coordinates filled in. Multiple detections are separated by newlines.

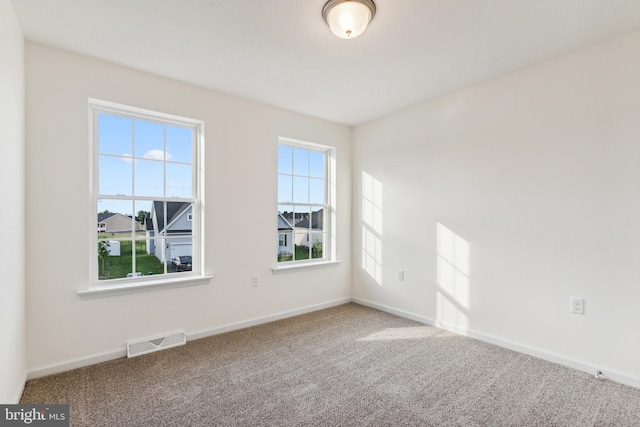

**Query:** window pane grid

left=94, top=101, right=200, bottom=283
left=277, top=140, right=330, bottom=264
left=98, top=152, right=193, bottom=165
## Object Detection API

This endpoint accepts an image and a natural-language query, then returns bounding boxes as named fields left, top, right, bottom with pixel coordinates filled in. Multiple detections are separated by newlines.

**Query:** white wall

left=0, top=0, right=26, bottom=403
left=352, top=30, right=640, bottom=385
left=25, top=44, right=351, bottom=373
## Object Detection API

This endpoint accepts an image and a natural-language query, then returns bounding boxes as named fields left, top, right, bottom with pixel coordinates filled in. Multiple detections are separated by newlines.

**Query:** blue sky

left=277, top=145, right=325, bottom=207
left=97, top=113, right=193, bottom=216
left=98, top=122, right=326, bottom=221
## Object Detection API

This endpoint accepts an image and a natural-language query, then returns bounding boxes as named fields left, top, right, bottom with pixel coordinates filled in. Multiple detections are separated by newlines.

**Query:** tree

left=137, top=210, right=151, bottom=225
left=98, top=240, right=111, bottom=279
left=312, top=241, right=323, bottom=258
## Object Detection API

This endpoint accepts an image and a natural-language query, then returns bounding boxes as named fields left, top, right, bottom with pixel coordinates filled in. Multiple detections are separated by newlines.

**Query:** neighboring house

left=280, top=211, right=306, bottom=226
left=145, top=217, right=155, bottom=255
left=146, top=201, right=193, bottom=263
left=277, top=213, right=294, bottom=256
left=97, top=212, right=137, bottom=233
left=293, top=209, right=324, bottom=248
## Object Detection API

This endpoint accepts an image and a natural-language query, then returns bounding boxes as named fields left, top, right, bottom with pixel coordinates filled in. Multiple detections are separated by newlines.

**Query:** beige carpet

left=21, top=303, right=640, bottom=426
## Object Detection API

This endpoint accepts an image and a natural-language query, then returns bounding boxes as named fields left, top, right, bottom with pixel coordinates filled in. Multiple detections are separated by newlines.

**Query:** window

left=277, top=138, right=332, bottom=263
left=91, top=100, right=203, bottom=284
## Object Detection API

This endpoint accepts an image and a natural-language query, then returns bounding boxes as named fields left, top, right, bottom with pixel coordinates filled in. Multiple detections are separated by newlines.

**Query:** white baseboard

left=351, top=297, right=640, bottom=390
left=27, top=296, right=638, bottom=390
left=26, top=297, right=352, bottom=380
left=27, top=349, right=126, bottom=380
left=188, top=297, right=352, bottom=341
left=352, top=297, right=434, bottom=325
left=12, top=370, right=27, bottom=403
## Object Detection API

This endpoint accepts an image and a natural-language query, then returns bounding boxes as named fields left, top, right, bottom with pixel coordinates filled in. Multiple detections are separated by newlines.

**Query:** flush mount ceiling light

left=322, top=0, right=376, bottom=39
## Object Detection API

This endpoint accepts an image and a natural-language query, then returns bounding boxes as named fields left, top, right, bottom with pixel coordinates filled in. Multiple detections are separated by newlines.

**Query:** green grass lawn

left=98, top=240, right=165, bottom=280
left=277, top=245, right=323, bottom=263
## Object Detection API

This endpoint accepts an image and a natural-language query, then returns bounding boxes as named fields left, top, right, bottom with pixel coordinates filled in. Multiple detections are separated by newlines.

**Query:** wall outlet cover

left=570, top=297, right=584, bottom=314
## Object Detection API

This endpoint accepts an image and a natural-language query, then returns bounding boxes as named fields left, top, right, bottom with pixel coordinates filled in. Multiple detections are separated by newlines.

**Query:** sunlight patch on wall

left=363, top=171, right=382, bottom=234
left=362, top=171, right=383, bottom=284
left=436, top=223, right=470, bottom=329
left=362, top=227, right=382, bottom=284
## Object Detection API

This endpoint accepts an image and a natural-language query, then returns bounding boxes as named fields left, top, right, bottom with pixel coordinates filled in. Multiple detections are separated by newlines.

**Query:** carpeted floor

left=21, top=303, right=640, bottom=426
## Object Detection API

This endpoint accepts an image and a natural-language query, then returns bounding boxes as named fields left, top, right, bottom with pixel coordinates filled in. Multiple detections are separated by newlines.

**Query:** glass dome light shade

left=323, top=0, right=375, bottom=39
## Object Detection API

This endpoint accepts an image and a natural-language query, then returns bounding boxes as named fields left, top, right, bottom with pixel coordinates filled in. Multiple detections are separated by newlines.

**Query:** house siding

left=99, top=213, right=136, bottom=233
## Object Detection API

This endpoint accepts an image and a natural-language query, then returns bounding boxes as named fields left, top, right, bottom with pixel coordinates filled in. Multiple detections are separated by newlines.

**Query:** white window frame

left=82, top=99, right=209, bottom=297
left=273, top=137, right=339, bottom=273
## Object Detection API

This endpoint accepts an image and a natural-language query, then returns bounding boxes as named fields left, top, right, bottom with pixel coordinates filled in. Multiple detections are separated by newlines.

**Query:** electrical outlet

left=570, top=297, right=584, bottom=314
left=397, top=269, right=405, bottom=281
left=252, top=274, right=259, bottom=287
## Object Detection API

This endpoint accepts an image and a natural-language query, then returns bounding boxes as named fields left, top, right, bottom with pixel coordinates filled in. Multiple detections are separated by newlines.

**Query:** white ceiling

left=12, top=0, right=640, bottom=126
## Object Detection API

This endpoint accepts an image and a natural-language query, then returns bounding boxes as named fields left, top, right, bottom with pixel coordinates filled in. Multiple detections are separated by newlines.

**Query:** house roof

left=97, top=212, right=116, bottom=222
left=153, top=201, right=192, bottom=232
left=293, top=209, right=323, bottom=230
left=278, top=213, right=293, bottom=231
left=280, top=211, right=306, bottom=224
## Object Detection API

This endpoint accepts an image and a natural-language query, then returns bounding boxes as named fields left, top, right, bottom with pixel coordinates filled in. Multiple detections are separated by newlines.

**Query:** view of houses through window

left=93, top=101, right=200, bottom=282
left=277, top=140, right=330, bottom=263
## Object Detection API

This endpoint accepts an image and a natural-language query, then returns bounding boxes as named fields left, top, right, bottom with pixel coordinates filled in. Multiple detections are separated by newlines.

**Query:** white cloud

left=143, top=149, right=173, bottom=161
left=121, top=154, right=133, bottom=163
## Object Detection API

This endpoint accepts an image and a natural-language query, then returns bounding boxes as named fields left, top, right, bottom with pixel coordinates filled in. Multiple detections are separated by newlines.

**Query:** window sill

left=271, top=260, right=341, bottom=275
left=78, top=275, right=213, bottom=299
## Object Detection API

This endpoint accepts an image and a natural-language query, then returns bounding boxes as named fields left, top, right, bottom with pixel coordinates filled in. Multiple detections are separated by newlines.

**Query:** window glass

left=92, top=101, right=202, bottom=284
left=277, top=140, right=330, bottom=263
